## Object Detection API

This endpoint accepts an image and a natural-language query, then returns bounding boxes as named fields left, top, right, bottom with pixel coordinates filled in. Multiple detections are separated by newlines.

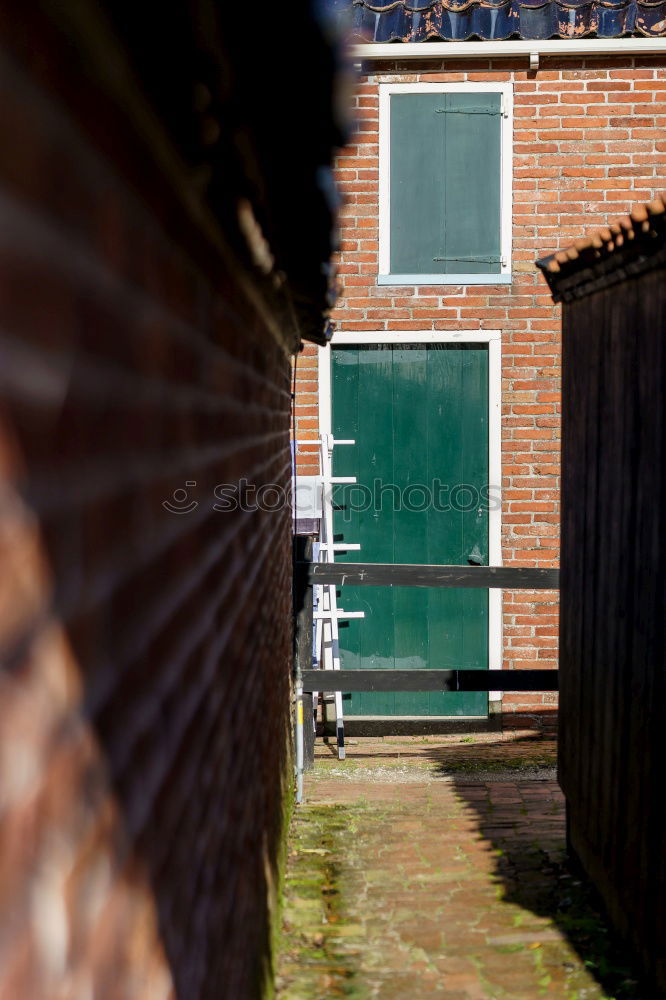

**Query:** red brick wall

left=294, top=56, right=666, bottom=726
left=0, top=19, right=294, bottom=1000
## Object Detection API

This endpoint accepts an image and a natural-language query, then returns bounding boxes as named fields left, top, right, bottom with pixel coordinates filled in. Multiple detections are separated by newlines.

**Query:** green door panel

left=390, top=92, right=502, bottom=276
left=331, top=344, right=489, bottom=717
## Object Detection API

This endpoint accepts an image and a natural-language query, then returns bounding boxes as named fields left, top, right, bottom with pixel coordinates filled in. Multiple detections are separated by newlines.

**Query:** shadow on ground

left=419, top=739, right=647, bottom=1000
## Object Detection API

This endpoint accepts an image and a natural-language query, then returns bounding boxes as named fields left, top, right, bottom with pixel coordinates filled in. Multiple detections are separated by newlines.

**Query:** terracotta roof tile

left=536, top=196, right=666, bottom=301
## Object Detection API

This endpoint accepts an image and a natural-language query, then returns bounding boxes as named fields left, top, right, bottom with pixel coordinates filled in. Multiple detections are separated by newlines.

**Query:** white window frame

left=318, top=330, right=504, bottom=709
left=378, top=82, right=514, bottom=287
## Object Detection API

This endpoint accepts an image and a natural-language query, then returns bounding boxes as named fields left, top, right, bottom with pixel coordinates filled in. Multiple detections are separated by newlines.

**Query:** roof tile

left=328, top=0, right=666, bottom=40
left=536, top=196, right=666, bottom=301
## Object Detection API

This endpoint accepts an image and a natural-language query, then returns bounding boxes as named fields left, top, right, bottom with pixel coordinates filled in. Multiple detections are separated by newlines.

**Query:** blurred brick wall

left=294, top=56, right=666, bottom=729
left=0, top=15, right=294, bottom=1000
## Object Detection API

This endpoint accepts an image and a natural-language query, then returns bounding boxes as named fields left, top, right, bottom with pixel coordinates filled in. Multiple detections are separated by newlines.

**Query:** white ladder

left=296, top=433, right=363, bottom=761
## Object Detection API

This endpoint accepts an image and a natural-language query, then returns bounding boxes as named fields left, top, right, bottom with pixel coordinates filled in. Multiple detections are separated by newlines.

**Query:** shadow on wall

left=0, top=20, right=295, bottom=1000
left=499, top=709, right=558, bottom=737
left=418, top=731, right=647, bottom=1000
left=0, top=0, right=349, bottom=994
left=0, top=369, right=294, bottom=1000
left=327, top=710, right=559, bottom=740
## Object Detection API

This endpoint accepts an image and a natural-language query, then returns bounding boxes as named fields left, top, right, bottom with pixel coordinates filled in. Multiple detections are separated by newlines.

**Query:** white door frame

left=318, top=330, right=503, bottom=705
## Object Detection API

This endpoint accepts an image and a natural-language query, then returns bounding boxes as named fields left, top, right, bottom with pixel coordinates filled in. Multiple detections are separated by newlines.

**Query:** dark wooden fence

left=538, top=199, right=666, bottom=997
left=294, top=558, right=560, bottom=767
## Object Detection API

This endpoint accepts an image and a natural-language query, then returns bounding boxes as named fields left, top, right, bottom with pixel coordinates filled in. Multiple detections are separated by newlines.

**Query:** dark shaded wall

left=0, top=4, right=334, bottom=997
left=558, top=265, right=666, bottom=995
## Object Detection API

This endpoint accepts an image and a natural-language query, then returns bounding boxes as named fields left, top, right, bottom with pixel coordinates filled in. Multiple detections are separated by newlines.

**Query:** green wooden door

left=331, top=343, right=489, bottom=717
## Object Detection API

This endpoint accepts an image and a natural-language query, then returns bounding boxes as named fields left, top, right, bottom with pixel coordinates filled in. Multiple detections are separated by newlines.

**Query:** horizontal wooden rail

left=302, top=669, right=558, bottom=693
left=304, top=563, right=559, bottom=590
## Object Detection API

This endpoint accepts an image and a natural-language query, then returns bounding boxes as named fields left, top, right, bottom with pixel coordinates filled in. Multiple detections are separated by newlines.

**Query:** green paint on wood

left=390, top=92, right=502, bottom=276
left=331, top=344, right=489, bottom=718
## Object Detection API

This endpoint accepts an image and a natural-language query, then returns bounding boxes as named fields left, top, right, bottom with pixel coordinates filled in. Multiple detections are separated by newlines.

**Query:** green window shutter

left=389, top=92, right=502, bottom=276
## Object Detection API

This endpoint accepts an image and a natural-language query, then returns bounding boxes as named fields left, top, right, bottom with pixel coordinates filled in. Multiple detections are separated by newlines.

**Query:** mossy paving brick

left=276, top=737, right=640, bottom=1000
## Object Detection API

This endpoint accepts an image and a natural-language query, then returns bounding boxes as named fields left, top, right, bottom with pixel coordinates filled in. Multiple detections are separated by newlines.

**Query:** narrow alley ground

left=276, top=733, right=642, bottom=1000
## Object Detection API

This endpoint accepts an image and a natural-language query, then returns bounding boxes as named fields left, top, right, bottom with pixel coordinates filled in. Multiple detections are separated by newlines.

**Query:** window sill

left=377, top=273, right=512, bottom=286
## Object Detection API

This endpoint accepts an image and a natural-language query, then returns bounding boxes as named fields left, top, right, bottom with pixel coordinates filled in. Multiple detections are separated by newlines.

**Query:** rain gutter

left=353, top=38, right=666, bottom=69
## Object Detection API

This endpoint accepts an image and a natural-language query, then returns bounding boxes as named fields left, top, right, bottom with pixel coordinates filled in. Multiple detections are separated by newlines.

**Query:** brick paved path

left=276, top=733, right=641, bottom=999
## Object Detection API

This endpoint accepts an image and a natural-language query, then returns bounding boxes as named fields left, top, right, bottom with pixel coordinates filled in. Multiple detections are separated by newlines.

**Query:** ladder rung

left=313, top=610, right=366, bottom=620
left=324, top=476, right=357, bottom=484
left=321, top=543, right=362, bottom=551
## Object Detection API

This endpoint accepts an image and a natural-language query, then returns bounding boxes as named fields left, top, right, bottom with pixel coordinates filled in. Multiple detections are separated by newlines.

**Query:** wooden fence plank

left=304, top=563, right=559, bottom=590
left=302, top=669, right=558, bottom=693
